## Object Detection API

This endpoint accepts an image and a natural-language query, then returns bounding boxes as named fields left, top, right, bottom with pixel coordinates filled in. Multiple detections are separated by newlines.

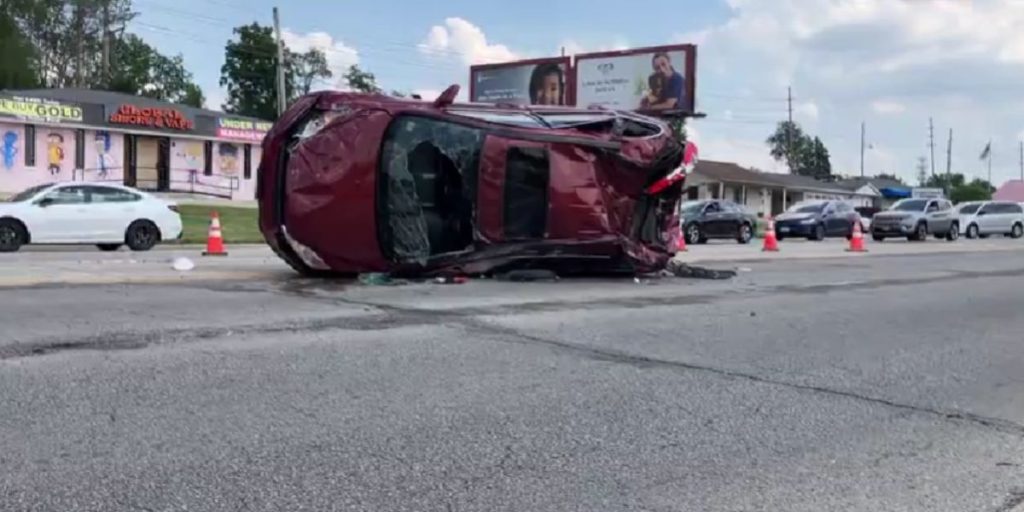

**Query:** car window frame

left=40, top=185, right=91, bottom=206
left=703, top=201, right=721, bottom=214
left=86, top=185, right=142, bottom=204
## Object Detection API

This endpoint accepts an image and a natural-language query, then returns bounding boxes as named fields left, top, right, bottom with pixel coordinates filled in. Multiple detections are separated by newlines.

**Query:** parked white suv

left=957, top=200, right=1024, bottom=239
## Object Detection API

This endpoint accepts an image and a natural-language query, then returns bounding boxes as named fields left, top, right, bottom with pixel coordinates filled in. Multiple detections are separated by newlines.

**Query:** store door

left=134, top=136, right=171, bottom=191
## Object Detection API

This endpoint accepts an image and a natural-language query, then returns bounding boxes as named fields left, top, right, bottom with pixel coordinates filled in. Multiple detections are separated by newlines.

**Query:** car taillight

left=167, top=205, right=180, bottom=213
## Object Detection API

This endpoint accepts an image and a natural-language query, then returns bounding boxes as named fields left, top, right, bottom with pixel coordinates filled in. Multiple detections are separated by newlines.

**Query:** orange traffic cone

left=675, top=226, right=688, bottom=252
left=202, top=211, right=228, bottom=256
left=762, top=216, right=779, bottom=252
left=847, top=220, right=867, bottom=252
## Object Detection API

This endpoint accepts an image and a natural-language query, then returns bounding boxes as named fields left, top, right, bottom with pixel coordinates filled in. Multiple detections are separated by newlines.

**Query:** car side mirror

left=35, top=197, right=54, bottom=208
left=977, top=210, right=987, bottom=216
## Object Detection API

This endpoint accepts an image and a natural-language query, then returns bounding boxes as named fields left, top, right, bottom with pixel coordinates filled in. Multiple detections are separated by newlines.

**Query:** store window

left=243, top=144, right=252, bottom=179
left=24, top=125, right=35, bottom=166
left=203, top=141, right=213, bottom=176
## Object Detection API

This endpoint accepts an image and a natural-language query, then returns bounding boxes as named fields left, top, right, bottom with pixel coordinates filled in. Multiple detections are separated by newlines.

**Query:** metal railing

left=70, top=166, right=243, bottom=199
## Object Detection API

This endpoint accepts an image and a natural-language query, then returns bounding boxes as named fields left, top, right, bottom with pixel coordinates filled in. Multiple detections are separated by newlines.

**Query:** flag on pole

left=980, top=141, right=991, bottom=160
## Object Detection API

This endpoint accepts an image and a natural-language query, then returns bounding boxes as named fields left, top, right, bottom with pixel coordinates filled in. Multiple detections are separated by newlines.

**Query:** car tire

left=808, top=224, right=825, bottom=241
left=946, top=223, right=959, bottom=241
left=125, top=220, right=160, bottom=251
left=979, top=233, right=990, bottom=239
left=1011, top=223, right=1024, bottom=239
left=97, top=243, right=122, bottom=251
left=0, top=218, right=27, bottom=253
left=872, top=234, right=885, bottom=242
left=684, top=223, right=702, bottom=245
left=908, top=222, right=927, bottom=241
left=736, top=223, right=753, bottom=244
left=966, top=224, right=979, bottom=239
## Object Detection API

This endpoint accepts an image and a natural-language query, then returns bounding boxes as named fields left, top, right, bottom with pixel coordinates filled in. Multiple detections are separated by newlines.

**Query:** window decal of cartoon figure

left=2, top=131, right=17, bottom=171
left=174, top=141, right=204, bottom=184
left=218, top=143, right=239, bottom=176
left=94, top=131, right=117, bottom=179
left=47, top=133, right=65, bottom=175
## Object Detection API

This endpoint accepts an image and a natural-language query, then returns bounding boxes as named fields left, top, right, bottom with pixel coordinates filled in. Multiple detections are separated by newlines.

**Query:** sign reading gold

left=0, top=96, right=84, bottom=123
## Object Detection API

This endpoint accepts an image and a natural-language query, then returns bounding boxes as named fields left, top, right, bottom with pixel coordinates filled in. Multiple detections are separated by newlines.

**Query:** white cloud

left=871, top=100, right=906, bottom=115
left=419, top=17, right=519, bottom=65
left=282, top=29, right=360, bottom=90
left=670, top=0, right=1024, bottom=182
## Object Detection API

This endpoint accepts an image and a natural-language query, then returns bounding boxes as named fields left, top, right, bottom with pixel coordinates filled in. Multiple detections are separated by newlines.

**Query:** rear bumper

left=774, top=222, right=815, bottom=236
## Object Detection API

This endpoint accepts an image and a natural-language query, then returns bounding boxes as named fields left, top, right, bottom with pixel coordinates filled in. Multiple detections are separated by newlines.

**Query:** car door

left=87, top=186, right=143, bottom=241
left=976, top=202, right=998, bottom=233
left=992, top=203, right=1014, bottom=233
left=31, top=185, right=95, bottom=242
left=823, top=202, right=846, bottom=235
left=929, top=200, right=953, bottom=233
left=719, top=201, right=743, bottom=236
left=701, top=201, right=725, bottom=236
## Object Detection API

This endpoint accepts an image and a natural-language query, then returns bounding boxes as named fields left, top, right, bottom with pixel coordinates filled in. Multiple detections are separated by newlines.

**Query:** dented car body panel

left=257, top=87, right=688, bottom=277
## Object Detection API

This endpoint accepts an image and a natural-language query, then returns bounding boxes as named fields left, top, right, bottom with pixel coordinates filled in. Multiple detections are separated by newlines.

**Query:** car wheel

left=909, top=222, right=927, bottom=241
left=946, top=223, right=959, bottom=241
left=125, top=220, right=160, bottom=251
left=736, top=223, right=753, bottom=244
left=966, top=224, right=979, bottom=239
left=97, top=243, right=122, bottom=251
left=684, top=223, right=701, bottom=245
left=0, top=219, right=27, bottom=253
left=979, top=233, right=990, bottom=239
left=1012, top=223, right=1024, bottom=239
left=872, top=234, right=885, bottom=242
left=809, top=224, right=825, bottom=241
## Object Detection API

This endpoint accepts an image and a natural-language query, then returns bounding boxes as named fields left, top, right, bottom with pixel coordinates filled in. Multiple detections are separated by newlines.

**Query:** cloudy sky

left=132, top=0, right=1024, bottom=186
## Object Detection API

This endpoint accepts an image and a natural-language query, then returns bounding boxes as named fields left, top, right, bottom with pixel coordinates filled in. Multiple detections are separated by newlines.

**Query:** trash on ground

left=171, top=257, right=195, bottom=271
left=666, top=260, right=737, bottom=280
left=496, top=269, right=559, bottom=282
left=433, top=275, right=468, bottom=284
left=357, top=273, right=393, bottom=286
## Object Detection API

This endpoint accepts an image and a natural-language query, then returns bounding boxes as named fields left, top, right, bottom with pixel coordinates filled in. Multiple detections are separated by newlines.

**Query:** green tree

left=343, top=64, right=380, bottom=93
left=766, top=121, right=809, bottom=173
left=0, top=8, right=39, bottom=88
left=800, top=136, right=831, bottom=179
left=948, top=177, right=994, bottom=203
left=874, top=173, right=904, bottom=184
left=108, top=34, right=204, bottom=107
left=220, top=23, right=287, bottom=120
left=291, top=48, right=331, bottom=97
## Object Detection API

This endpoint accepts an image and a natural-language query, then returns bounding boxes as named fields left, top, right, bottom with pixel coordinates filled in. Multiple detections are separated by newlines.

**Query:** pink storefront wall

left=0, top=121, right=259, bottom=200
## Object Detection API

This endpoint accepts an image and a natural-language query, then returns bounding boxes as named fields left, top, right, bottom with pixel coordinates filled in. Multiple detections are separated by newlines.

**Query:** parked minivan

left=957, top=201, right=1024, bottom=239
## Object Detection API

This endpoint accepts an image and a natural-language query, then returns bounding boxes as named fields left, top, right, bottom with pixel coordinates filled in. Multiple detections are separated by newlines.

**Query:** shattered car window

left=379, top=116, right=484, bottom=265
left=446, top=110, right=546, bottom=128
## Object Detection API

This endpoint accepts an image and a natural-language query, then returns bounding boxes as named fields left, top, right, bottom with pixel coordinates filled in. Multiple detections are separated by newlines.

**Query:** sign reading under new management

left=469, top=57, right=571, bottom=106
left=574, top=44, right=696, bottom=114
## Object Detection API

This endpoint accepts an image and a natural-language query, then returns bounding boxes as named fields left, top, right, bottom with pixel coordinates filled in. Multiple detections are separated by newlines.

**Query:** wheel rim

left=687, top=225, right=699, bottom=242
left=740, top=225, right=751, bottom=241
left=816, top=226, right=824, bottom=239
left=133, top=225, right=155, bottom=247
left=969, top=226, right=978, bottom=238
left=917, top=226, right=926, bottom=239
left=950, top=228, right=958, bottom=240
left=0, top=226, right=17, bottom=247
left=1015, top=225, right=1023, bottom=237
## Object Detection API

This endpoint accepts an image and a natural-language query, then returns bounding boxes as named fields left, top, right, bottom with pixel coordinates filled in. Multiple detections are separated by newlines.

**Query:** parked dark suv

left=774, top=200, right=861, bottom=241
left=680, top=200, right=759, bottom=244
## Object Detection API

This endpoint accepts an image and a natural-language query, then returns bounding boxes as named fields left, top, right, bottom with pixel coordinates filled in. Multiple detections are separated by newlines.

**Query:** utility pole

left=988, top=140, right=993, bottom=185
left=273, top=7, right=287, bottom=116
left=860, top=121, right=865, bottom=177
left=101, top=2, right=111, bottom=88
left=786, top=86, right=793, bottom=173
left=1019, top=140, right=1023, bottom=181
left=928, top=117, right=935, bottom=177
left=946, top=128, right=952, bottom=180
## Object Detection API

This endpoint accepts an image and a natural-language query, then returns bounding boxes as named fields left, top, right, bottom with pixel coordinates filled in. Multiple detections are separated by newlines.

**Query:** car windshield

left=787, top=202, right=824, bottom=213
left=958, top=203, right=981, bottom=214
left=681, top=201, right=706, bottom=215
left=6, top=183, right=54, bottom=202
left=893, top=199, right=928, bottom=212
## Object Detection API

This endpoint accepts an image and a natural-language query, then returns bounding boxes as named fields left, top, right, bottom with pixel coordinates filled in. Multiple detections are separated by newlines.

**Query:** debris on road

left=665, top=260, right=737, bottom=280
left=171, top=257, right=195, bottom=271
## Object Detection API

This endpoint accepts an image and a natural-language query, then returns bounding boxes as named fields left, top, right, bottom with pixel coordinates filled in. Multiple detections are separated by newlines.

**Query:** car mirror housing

left=35, top=197, right=54, bottom=208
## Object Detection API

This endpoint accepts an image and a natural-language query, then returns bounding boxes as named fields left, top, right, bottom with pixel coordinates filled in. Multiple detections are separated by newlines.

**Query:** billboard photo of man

left=640, top=52, right=686, bottom=111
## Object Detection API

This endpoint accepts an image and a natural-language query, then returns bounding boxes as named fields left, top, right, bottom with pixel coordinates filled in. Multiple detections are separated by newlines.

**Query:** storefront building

left=0, top=89, right=271, bottom=201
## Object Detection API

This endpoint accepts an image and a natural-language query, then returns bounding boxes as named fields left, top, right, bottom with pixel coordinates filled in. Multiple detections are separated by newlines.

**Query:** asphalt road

left=2, top=251, right=1024, bottom=511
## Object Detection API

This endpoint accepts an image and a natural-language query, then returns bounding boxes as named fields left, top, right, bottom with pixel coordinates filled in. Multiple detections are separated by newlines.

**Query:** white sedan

left=0, top=182, right=182, bottom=252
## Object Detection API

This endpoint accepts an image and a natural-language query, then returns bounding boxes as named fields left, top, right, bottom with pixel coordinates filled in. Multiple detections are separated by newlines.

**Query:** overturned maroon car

left=256, top=85, right=694, bottom=277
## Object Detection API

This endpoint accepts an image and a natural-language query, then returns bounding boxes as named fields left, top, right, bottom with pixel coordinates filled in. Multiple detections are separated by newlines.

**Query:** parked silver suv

left=870, top=198, right=959, bottom=242
left=956, top=201, right=1024, bottom=239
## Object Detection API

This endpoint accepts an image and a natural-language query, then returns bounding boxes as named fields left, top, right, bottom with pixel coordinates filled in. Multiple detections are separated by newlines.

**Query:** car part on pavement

left=258, top=85, right=691, bottom=277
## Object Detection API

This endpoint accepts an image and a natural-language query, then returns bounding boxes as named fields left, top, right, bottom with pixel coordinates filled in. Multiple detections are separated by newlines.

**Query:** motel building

left=0, top=89, right=270, bottom=201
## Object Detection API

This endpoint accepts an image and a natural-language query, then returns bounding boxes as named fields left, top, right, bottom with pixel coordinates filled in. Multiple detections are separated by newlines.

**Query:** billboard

left=469, top=57, right=572, bottom=106
left=0, top=95, right=86, bottom=124
left=574, top=44, right=696, bottom=114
